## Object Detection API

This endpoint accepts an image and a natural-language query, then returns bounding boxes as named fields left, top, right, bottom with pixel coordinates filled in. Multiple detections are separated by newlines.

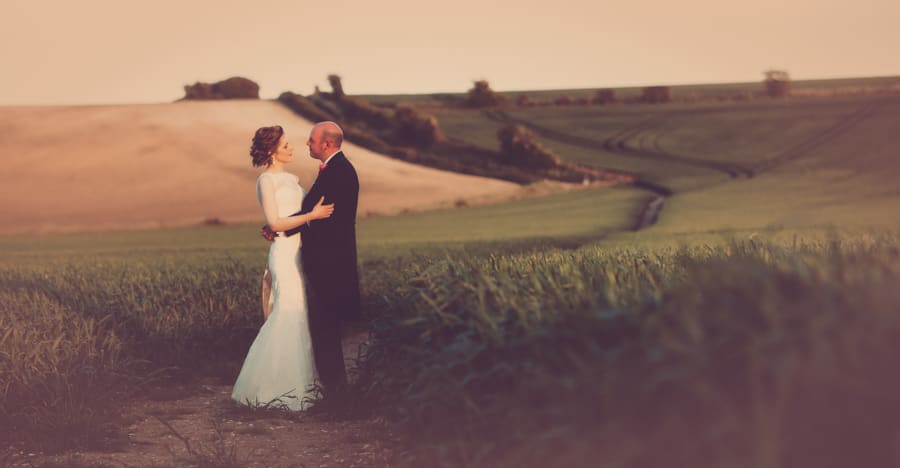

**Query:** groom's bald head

left=307, top=121, right=344, bottom=161
left=314, top=121, right=343, bottom=147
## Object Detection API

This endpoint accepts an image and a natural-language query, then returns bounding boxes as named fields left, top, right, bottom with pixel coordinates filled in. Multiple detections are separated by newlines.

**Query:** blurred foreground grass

left=0, top=253, right=262, bottom=451
left=357, top=235, right=900, bottom=467
left=2, top=219, right=899, bottom=467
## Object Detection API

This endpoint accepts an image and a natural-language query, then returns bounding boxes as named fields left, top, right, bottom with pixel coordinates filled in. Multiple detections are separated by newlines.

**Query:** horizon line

left=2, top=73, right=899, bottom=108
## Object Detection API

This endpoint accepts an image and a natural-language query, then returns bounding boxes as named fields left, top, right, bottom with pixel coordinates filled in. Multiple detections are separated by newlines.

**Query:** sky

left=1, top=0, right=899, bottom=105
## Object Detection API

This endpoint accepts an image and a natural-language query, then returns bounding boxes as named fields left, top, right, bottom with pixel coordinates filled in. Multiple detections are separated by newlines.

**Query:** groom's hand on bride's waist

left=260, top=224, right=277, bottom=242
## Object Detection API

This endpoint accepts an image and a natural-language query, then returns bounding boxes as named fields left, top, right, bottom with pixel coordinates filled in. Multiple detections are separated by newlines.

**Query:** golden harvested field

left=0, top=100, right=523, bottom=234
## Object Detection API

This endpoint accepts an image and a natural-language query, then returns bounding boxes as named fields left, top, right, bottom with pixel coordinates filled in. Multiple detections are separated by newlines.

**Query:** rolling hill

left=0, top=100, right=522, bottom=234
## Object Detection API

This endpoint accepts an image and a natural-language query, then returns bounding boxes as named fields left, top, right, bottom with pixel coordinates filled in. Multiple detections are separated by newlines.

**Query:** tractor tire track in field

left=484, top=102, right=880, bottom=231
left=753, top=102, right=880, bottom=174
left=484, top=110, right=754, bottom=179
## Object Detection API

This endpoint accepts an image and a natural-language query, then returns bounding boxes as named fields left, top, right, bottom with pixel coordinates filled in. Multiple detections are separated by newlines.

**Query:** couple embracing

left=231, top=121, right=360, bottom=410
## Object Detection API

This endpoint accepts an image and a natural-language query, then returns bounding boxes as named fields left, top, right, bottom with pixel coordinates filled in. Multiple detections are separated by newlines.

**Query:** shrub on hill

left=277, top=92, right=338, bottom=122
left=497, top=124, right=561, bottom=169
left=314, top=74, right=448, bottom=148
left=315, top=75, right=394, bottom=129
left=764, top=70, right=791, bottom=98
left=280, top=83, right=440, bottom=153
left=280, top=96, right=394, bottom=154
left=308, top=92, right=345, bottom=119
left=183, top=82, right=216, bottom=100
left=393, top=105, right=447, bottom=147
left=281, top=90, right=393, bottom=153
left=339, top=96, right=395, bottom=130
left=214, top=77, right=260, bottom=98
left=183, top=76, right=260, bottom=100
left=515, top=93, right=534, bottom=107
left=466, top=80, right=505, bottom=108
left=327, top=74, right=346, bottom=99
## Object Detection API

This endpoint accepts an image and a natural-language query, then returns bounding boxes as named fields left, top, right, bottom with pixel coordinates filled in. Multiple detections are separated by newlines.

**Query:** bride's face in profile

left=270, top=135, right=294, bottom=165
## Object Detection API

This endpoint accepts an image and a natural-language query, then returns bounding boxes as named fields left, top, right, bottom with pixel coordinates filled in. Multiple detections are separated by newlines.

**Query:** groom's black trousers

left=305, top=284, right=347, bottom=392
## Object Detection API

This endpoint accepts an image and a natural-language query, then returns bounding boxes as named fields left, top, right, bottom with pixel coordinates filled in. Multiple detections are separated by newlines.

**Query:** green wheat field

left=2, top=81, right=900, bottom=467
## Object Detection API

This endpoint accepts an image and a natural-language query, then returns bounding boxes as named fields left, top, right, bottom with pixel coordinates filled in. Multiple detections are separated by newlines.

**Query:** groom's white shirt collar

left=323, top=149, right=341, bottom=166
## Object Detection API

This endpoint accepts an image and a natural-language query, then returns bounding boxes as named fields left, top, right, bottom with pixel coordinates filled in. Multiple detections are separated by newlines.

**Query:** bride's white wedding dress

left=232, top=171, right=317, bottom=411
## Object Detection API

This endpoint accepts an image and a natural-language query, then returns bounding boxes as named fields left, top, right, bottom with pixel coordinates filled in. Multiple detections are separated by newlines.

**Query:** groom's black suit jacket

left=285, top=152, right=361, bottom=321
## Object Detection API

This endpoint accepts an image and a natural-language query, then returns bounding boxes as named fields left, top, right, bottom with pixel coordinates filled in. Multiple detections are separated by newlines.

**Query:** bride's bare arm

left=259, top=175, right=333, bottom=232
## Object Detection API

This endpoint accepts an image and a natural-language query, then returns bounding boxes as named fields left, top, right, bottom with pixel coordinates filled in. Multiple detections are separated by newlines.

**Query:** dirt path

left=9, top=331, right=398, bottom=468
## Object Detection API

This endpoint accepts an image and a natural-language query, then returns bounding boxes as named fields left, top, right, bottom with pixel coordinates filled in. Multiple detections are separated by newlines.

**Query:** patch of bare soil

left=8, top=331, right=398, bottom=468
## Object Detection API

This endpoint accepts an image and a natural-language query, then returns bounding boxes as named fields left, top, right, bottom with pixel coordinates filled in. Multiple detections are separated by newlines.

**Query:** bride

left=232, top=125, right=334, bottom=411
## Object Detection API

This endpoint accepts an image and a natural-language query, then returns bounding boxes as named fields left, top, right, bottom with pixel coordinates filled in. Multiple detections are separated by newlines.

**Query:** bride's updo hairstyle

left=250, top=125, right=284, bottom=167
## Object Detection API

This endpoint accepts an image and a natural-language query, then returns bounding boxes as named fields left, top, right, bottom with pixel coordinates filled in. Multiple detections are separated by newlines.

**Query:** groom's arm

left=284, top=181, right=324, bottom=237
left=287, top=167, right=352, bottom=237
left=284, top=205, right=311, bottom=237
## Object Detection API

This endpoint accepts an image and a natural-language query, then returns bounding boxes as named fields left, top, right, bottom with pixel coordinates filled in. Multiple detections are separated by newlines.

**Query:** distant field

left=3, top=93, right=899, bottom=255
left=0, top=184, right=648, bottom=266
left=5, top=83, right=899, bottom=298
left=362, top=76, right=900, bottom=202
left=377, top=91, right=900, bottom=240
left=360, top=75, right=900, bottom=106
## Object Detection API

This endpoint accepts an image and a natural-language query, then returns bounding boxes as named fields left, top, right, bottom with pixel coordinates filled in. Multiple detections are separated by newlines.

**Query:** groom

left=284, top=121, right=361, bottom=393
